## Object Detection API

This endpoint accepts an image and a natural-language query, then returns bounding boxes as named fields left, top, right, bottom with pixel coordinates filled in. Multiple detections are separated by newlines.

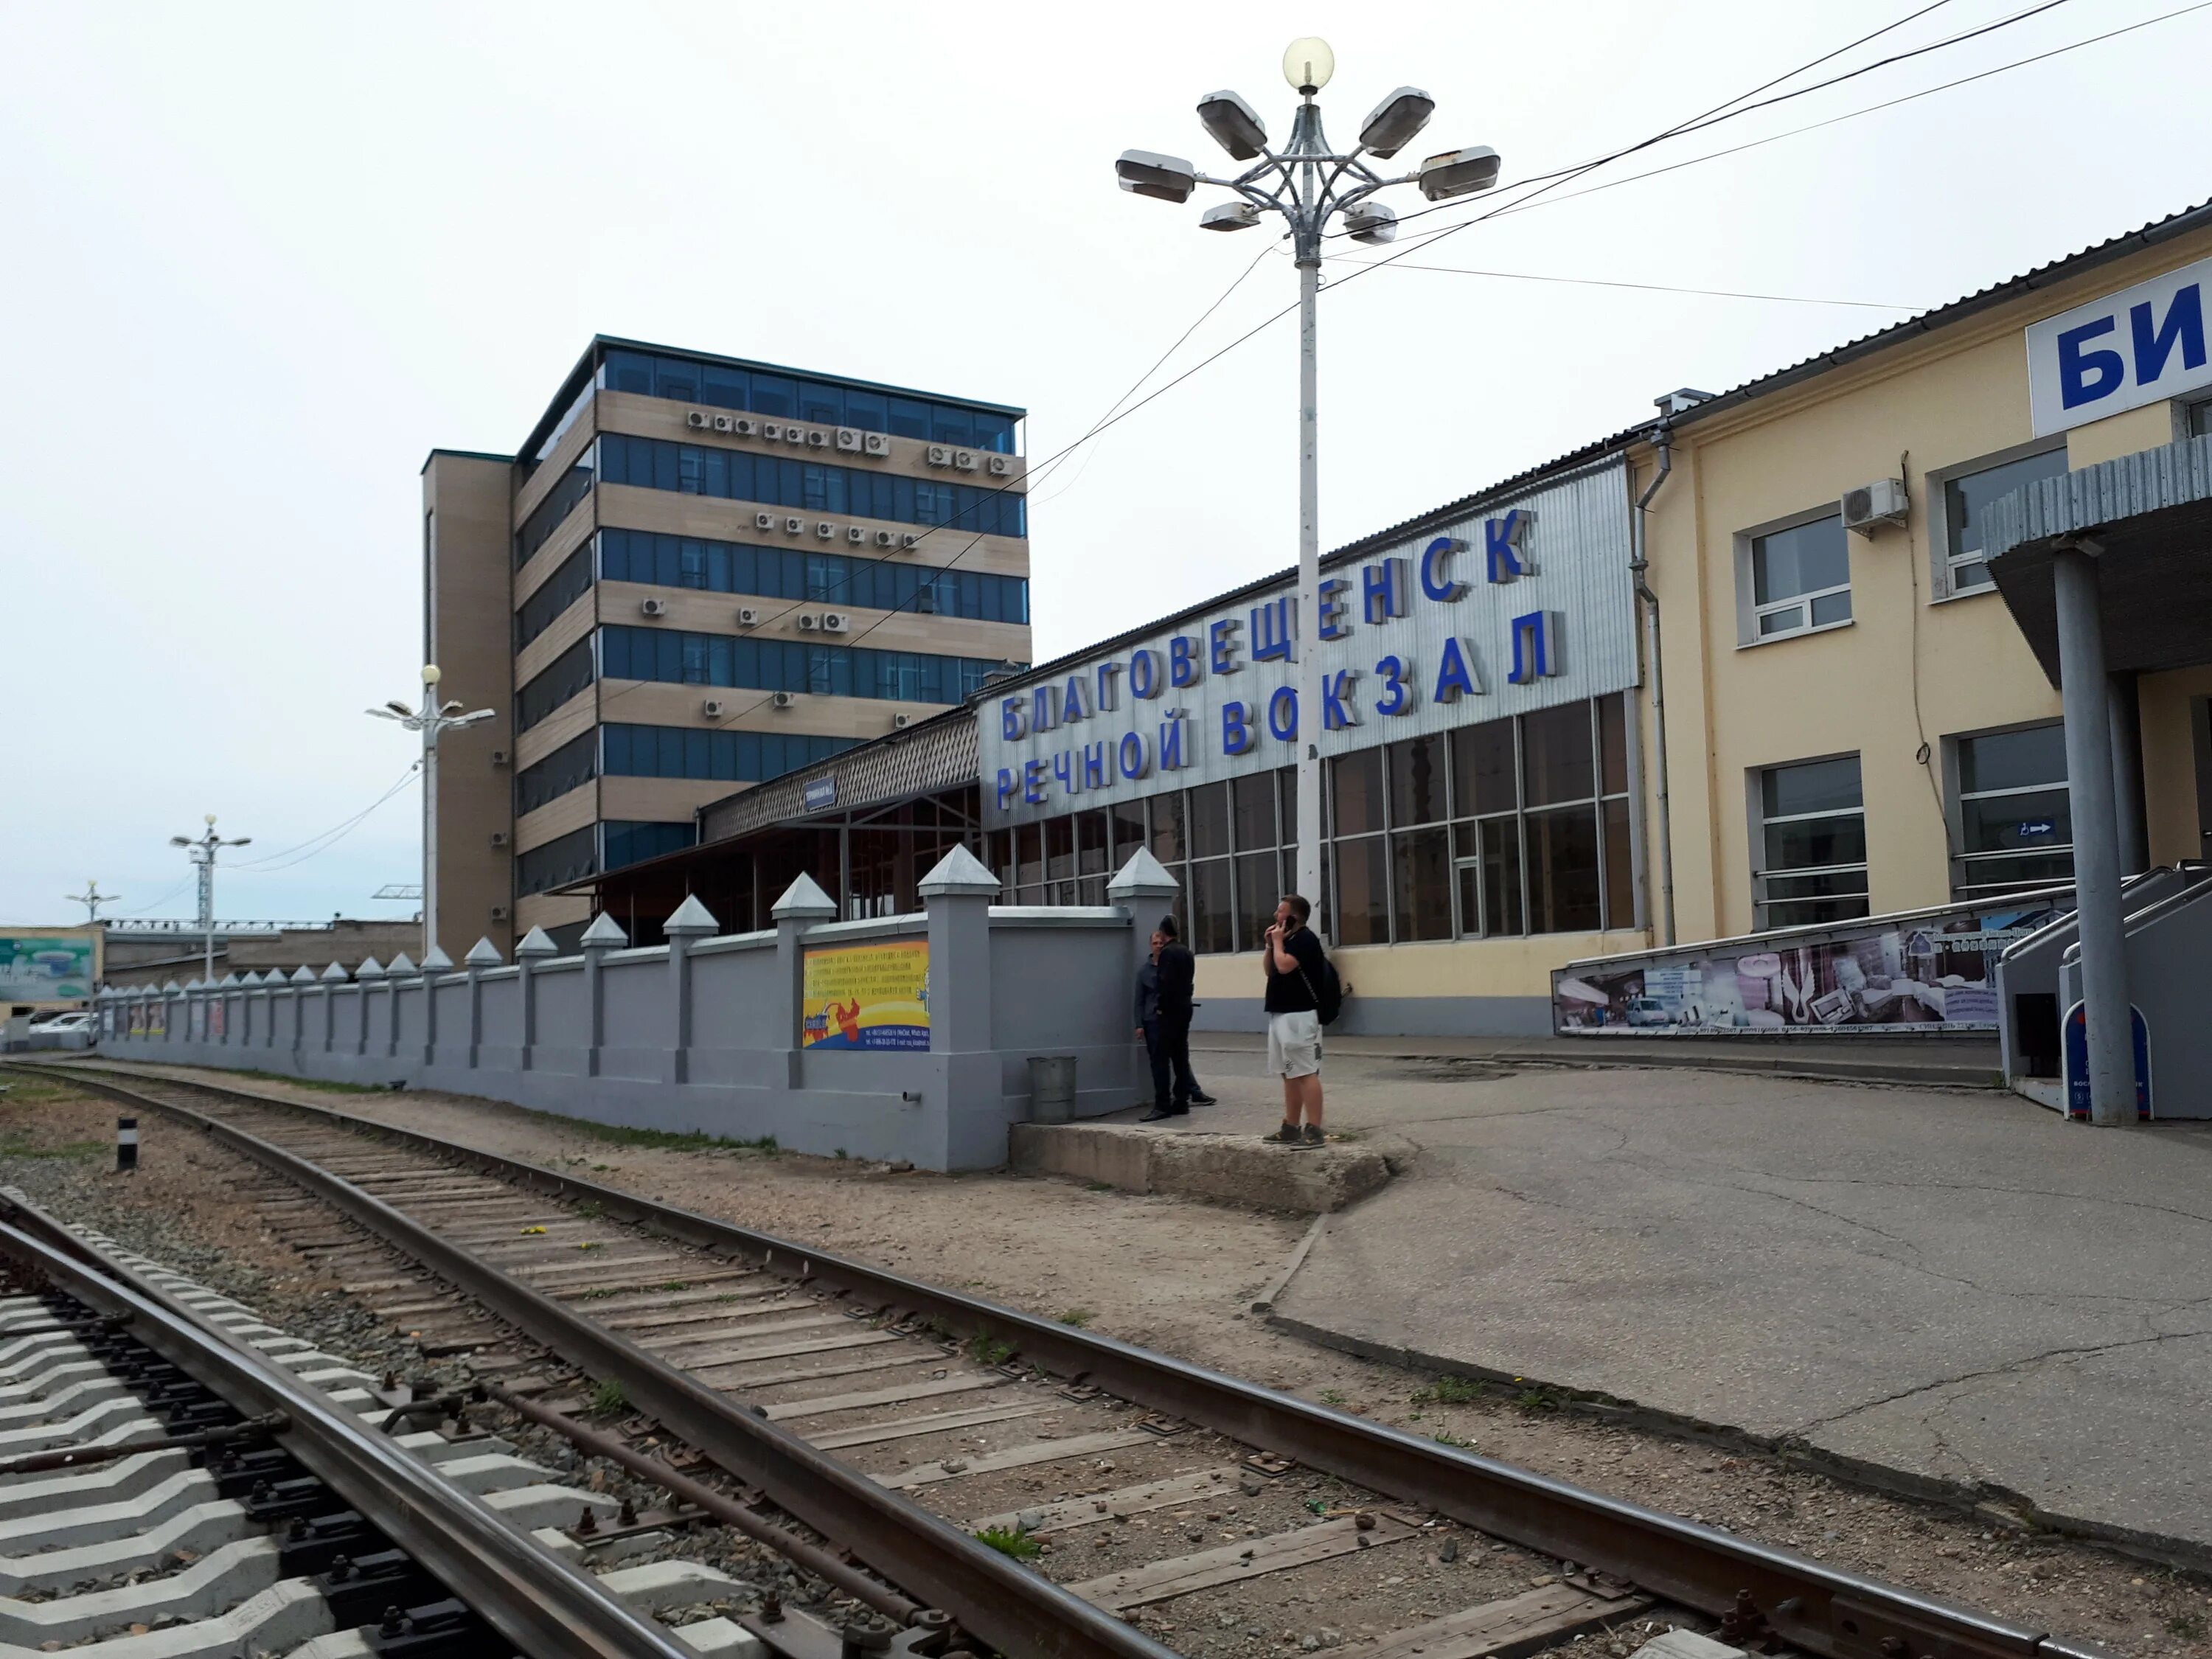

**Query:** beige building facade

left=423, top=339, right=1031, bottom=955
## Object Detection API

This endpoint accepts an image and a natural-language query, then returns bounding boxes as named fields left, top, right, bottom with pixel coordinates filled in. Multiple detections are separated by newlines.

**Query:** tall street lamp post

left=367, top=664, right=493, bottom=959
left=1117, top=37, right=1500, bottom=917
left=169, top=817, right=250, bottom=987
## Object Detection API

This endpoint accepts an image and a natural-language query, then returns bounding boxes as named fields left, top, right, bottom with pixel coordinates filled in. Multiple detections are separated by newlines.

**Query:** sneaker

left=1140, top=1106, right=1187, bottom=1123
left=1265, top=1122, right=1303, bottom=1144
left=1186, top=1092, right=1218, bottom=1107
left=1300, top=1124, right=1327, bottom=1148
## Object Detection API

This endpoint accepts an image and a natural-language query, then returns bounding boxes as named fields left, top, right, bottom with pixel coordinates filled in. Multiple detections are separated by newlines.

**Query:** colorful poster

left=0, top=935, right=97, bottom=1004
left=207, top=998, right=226, bottom=1040
left=1553, top=899, right=2064, bottom=1036
left=801, top=939, right=930, bottom=1051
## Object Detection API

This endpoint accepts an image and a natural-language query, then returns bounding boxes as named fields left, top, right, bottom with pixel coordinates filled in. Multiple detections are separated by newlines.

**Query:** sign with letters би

left=2026, top=254, right=2212, bottom=437
left=975, top=459, right=1637, bottom=829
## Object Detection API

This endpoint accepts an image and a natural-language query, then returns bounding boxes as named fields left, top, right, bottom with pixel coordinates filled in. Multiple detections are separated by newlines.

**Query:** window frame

left=1926, top=437, right=2067, bottom=602
left=1943, top=719, right=2074, bottom=900
left=1748, top=751, right=1870, bottom=930
left=1734, top=504, right=1854, bottom=647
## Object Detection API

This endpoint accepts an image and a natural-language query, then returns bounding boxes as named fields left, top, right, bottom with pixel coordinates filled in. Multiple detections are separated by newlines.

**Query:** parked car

left=26, top=1011, right=96, bottom=1051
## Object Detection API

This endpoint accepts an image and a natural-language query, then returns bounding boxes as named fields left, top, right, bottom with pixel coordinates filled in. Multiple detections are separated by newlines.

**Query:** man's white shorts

left=1267, top=1009, right=1322, bottom=1079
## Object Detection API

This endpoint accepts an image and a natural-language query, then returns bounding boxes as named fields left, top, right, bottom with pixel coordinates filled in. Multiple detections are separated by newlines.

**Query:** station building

left=476, top=201, right=2212, bottom=1038
left=422, top=339, right=1032, bottom=956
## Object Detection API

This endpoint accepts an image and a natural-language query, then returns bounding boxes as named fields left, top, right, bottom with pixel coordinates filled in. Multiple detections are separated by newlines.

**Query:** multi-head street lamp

left=367, top=664, right=494, bottom=960
left=1116, top=38, right=1500, bottom=917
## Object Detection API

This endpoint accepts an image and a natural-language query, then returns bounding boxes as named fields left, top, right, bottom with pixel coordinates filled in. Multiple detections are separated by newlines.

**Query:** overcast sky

left=4, top=0, right=2205, bottom=932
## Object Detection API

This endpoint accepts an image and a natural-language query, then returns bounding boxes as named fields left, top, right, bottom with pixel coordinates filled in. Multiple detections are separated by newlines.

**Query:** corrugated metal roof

left=697, top=706, right=980, bottom=844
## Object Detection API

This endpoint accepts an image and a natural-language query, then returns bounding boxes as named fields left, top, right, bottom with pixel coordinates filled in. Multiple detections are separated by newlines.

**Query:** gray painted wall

left=94, top=855, right=1183, bottom=1171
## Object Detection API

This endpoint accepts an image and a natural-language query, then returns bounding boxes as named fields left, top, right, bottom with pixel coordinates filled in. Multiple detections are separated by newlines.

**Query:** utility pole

left=169, top=818, right=251, bottom=985
left=1118, top=41, right=1500, bottom=921
left=367, top=664, right=493, bottom=958
left=65, top=881, right=119, bottom=925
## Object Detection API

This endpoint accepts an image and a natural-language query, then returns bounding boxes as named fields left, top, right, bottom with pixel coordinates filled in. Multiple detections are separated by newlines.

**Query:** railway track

left=10, top=1060, right=2100, bottom=1659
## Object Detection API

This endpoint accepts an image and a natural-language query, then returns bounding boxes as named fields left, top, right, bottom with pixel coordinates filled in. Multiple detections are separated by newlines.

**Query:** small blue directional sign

left=2017, top=818, right=2056, bottom=841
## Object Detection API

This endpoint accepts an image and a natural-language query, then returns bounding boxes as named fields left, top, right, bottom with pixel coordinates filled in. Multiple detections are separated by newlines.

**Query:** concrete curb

left=1007, top=1122, right=1393, bottom=1214
left=1261, top=1305, right=2212, bottom=1578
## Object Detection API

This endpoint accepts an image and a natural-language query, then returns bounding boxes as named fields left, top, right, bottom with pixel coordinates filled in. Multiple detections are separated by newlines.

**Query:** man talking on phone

left=1261, top=894, right=1326, bottom=1147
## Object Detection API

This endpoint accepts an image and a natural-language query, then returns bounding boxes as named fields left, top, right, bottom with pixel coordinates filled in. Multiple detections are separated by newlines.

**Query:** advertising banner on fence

left=0, top=933, right=99, bottom=1005
left=801, top=939, right=931, bottom=1051
left=1553, top=899, right=2065, bottom=1034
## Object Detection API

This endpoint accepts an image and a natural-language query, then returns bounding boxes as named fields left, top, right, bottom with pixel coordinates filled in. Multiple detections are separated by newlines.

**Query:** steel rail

left=0, top=1190, right=695, bottom=1659
left=36, top=1061, right=2084, bottom=1659
left=20, top=1063, right=1178, bottom=1659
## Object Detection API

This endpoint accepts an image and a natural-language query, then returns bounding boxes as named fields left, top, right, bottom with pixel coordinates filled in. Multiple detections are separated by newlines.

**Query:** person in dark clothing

left=1262, top=893, right=1327, bottom=1147
left=1137, top=915, right=1213, bottom=1121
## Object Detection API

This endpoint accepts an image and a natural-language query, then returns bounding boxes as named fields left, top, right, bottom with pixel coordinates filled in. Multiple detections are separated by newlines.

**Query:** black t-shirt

left=1263, top=926, right=1326, bottom=1015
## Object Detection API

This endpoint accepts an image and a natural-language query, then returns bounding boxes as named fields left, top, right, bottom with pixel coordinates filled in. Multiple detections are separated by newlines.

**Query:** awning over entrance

left=1985, top=434, right=2212, bottom=684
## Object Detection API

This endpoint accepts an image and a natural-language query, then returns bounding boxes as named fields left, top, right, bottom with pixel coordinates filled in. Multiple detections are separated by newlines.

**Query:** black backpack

left=1297, top=944, right=1345, bottom=1027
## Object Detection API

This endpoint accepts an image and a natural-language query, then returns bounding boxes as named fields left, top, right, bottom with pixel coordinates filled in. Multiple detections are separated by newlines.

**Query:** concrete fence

left=94, top=847, right=1186, bottom=1170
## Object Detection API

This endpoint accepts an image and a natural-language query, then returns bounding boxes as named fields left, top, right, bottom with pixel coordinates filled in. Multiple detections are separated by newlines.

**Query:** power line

left=1322, top=257, right=1927, bottom=310
left=230, top=765, right=420, bottom=874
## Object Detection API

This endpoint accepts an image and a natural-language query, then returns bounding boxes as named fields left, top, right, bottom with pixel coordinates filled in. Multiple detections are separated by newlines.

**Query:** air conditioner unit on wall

left=806, top=429, right=829, bottom=449
left=756, top=511, right=776, bottom=530
left=737, top=606, right=761, bottom=627
left=987, top=454, right=1013, bottom=476
left=1842, top=477, right=1910, bottom=535
left=847, top=526, right=866, bottom=543
left=640, top=597, right=668, bottom=617
left=784, top=517, right=805, bottom=535
left=797, top=613, right=822, bottom=633
left=490, top=748, right=509, bottom=766
left=771, top=691, right=796, bottom=710
left=702, top=698, right=726, bottom=718
left=734, top=417, right=759, bottom=437
left=835, top=428, right=862, bottom=453
left=785, top=426, right=807, bottom=446
left=686, top=410, right=710, bottom=429
left=863, top=432, right=891, bottom=456
left=712, top=414, right=734, bottom=433
left=899, top=533, right=921, bottom=551
left=490, top=905, right=510, bottom=922
left=816, top=521, right=835, bottom=540
left=925, top=445, right=952, bottom=467
left=762, top=422, right=785, bottom=440
left=874, top=529, right=897, bottom=548
left=490, top=831, right=510, bottom=848
left=821, top=611, right=850, bottom=633
left=892, top=712, right=911, bottom=729
left=953, top=451, right=978, bottom=472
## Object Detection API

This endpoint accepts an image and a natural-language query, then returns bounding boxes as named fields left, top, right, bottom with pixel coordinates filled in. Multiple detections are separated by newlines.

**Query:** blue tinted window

left=517, top=636, right=595, bottom=731
left=596, top=627, right=1012, bottom=706
left=515, top=730, right=595, bottom=816
left=517, top=827, right=595, bottom=897
left=516, top=543, right=594, bottom=651
left=751, top=375, right=796, bottom=417
left=584, top=529, right=1026, bottom=619
left=602, top=820, right=698, bottom=872
left=515, top=454, right=594, bottom=568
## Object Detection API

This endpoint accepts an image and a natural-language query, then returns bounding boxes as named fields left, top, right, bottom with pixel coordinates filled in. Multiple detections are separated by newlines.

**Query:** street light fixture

left=366, top=663, right=494, bottom=959
left=170, top=815, right=251, bottom=987
left=1116, top=39, right=1500, bottom=924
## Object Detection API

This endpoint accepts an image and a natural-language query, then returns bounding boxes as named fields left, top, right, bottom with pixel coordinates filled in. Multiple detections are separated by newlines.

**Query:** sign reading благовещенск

left=975, top=458, right=1635, bottom=830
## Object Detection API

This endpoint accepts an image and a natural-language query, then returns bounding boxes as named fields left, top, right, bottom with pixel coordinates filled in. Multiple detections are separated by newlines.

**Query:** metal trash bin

left=1027, top=1054, right=1077, bottom=1124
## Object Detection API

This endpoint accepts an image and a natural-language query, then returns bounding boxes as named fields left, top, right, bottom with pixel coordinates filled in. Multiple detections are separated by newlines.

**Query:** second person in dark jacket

left=1138, top=914, right=1214, bottom=1121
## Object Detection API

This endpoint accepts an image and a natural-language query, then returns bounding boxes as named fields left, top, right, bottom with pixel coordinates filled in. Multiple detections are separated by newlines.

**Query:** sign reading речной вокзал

left=975, top=458, right=1636, bottom=829
left=2027, top=254, right=2212, bottom=437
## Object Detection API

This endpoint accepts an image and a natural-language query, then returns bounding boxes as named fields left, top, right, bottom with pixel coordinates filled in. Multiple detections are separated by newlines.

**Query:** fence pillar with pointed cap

left=1109, top=849, right=1184, bottom=1107
left=462, top=938, right=502, bottom=1069
left=417, top=945, right=454, bottom=1068
left=320, top=963, right=347, bottom=1058
left=515, top=927, right=558, bottom=1072
left=663, top=896, right=719, bottom=1085
left=383, top=952, right=415, bottom=1061
left=580, top=913, right=628, bottom=1079
left=285, top=966, right=311, bottom=1060
left=771, top=875, right=835, bottom=1091
left=919, top=845, right=1002, bottom=1169
left=355, top=958, right=384, bottom=1057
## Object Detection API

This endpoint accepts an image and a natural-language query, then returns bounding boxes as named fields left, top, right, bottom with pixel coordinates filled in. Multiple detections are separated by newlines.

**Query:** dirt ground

left=15, top=1060, right=2212, bottom=1655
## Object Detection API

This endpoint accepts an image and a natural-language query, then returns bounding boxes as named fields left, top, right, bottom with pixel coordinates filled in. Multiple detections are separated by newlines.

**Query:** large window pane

left=1597, top=693, right=1630, bottom=796
left=1757, top=754, right=1868, bottom=927
left=1077, top=810, right=1110, bottom=877
left=1481, top=818, right=1523, bottom=936
left=1391, top=828, right=1453, bottom=942
left=1527, top=807, right=1601, bottom=933
left=1753, top=515, right=1849, bottom=604
left=1045, top=815, right=1075, bottom=886
left=1016, top=824, right=1043, bottom=891
left=1450, top=720, right=1516, bottom=817
left=1277, top=766, right=1297, bottom=846
left=1333, top=836, right=1388, bottom=947
left=1232, top=773, right=1277, bottom=852
left=1603, top=797, right=1635, bottom=928
left=1189, top=780, right=1231, bottom=859
left=1110, top=801, right=1146, bottom=869
left=1945, top=448, right=2067, bottom=589
left=1958, top=723, right=2067, bottom=795
left=1764, top=813, right=1866, bottom=872
left=1235, top=852, right=1279, bottom=951
left=1150, top=791, right=1186, bottom=863
left=1189, top=859, right=1234, bottom=955
left=1331, top=749, right=1385, bottom=836
left=1387, top=734, right=1447, bottom=827
left=1761, top=755, right=1862, bottom=818
left=1522, top=701, right=1595, bottom=806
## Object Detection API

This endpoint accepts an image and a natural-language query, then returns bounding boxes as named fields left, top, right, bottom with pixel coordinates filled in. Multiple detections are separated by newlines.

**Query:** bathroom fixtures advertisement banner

left=1551, top=902, right=2065, bottom=1034
left=800, top=939, right=931, bottom=1051
left=0, top=936, right=97, bottom=1004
